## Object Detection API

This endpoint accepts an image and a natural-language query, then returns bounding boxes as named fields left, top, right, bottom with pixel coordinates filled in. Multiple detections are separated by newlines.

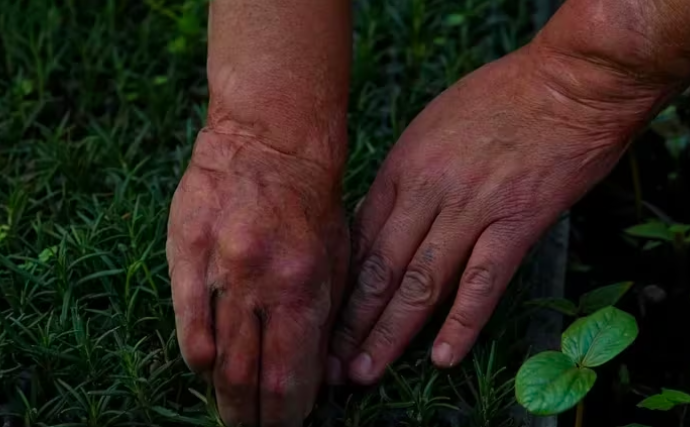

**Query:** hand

left=167, top=129, right=348, bottom=426
left=329, top=42, right=664, bottom=384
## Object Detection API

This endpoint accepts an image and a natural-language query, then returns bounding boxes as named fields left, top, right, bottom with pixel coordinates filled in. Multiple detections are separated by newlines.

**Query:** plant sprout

left=516, top=305, right=638, bottom=427
left=638, top=388, right=690, bottom=411
left=528, top=282, right=633, bottom=317
left=625, top=220, right=690, bottom=251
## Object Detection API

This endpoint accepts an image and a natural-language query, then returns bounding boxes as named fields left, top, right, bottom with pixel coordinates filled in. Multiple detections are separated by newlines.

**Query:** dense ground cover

left=0, top=0, right=536, bottom=426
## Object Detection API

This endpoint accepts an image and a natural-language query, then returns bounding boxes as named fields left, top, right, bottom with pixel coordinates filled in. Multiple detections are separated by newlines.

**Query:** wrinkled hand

left=330, top=43, right=660, bottom=384
left=167, top=129, right=348, bottom=426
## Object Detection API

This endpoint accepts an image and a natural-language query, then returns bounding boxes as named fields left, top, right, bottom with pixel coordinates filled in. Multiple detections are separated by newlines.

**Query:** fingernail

left=350, top=352, right=373, bottom=380
left=432, top=342, right=454, bottom=367
left=326, top=355, right=343, bottom=384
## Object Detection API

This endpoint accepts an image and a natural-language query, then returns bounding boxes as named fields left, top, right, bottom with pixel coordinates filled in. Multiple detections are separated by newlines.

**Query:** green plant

left=638, top=388, right=690, bottom=411
left=528, top=282, right=633, bottom=317
left=515, top=306, right=638, bottom=426
left=625, top=220, right=690, bottom=251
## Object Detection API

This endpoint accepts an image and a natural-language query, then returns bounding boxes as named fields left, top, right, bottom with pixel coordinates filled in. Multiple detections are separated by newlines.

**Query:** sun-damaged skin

left=168, top=0, right=690, bottom=424
left=166, top=0, right=350, bottom=426
left=330, top=0, right=690, bottom=385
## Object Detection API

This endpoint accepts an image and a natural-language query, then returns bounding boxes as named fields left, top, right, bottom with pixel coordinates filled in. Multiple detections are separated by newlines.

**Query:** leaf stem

left=574, top=400, right=585, bottom=427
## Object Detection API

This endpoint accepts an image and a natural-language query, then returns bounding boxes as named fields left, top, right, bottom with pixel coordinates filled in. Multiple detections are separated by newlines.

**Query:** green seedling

left=516, top=307, right=638, bottom=427
left=638, top=388, right=690, bottom=411
left=528, top=282, right=633, bottom=317
left=625, top=220, right=690, bottom=251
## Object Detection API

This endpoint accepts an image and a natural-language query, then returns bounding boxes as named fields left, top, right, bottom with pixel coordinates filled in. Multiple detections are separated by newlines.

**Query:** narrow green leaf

left=578, top=282, right=633, bottom=314
left=625, top=221, right=673, bottom=241
left=516, top=351, right=596, bottom=416
left=151, top=406, right=210, bottom=425
left=526, top=298, right=578, bottom=316
left=562, top=307, right=638, bottom=368
left=642, top=241, right=662, bottom=251
left=151, top=406, right=179, bottom=417
left=75, top=268, right=125, bottom=286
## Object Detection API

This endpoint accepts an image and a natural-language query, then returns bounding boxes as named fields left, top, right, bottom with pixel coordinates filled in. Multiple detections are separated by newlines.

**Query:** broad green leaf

left=38, top=246, right=58, bottom=263
left=515, top=351, right=596, bottom=415
left=660, top=388, right=690, bottom=403
left=526, top=298, right=578, bottom=316
left=579, top=282, right=633, bottom=314
left=669, top=224, right=690, bottom=235
left=561, top=307, right=638, bottom=368
left=639, top=389, right=690, bottom=411
left=625, top=221, right=673, bottom=241
left=637, top=394, right=676, bottom=410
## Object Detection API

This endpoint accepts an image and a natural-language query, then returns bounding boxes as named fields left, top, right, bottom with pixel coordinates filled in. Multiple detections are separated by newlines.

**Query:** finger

left=347, top=212, right=481, bottom=384
left=331, top=196, right=436, bottom=365
left=261, top=306, right=326, bottom=426
left=213, top=292, right=260, bottom=425
left=350, top=170, right=396, bottom=264
left=168, top=239, right=215, bottom=374
left=431, top=222, right=533, bottom=368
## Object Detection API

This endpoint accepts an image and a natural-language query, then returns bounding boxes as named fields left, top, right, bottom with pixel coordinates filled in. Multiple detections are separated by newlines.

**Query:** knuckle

left=357, top=252, right=394, bottom=299
left=462, top=265, right=495, bottom=298
left=272, top=254, right=317, bottom=285
left=371, top=321, right=396, bottom=348
left=178, top=222, right=210, bottom=249
left=218, top=229, right=266, bottom=265
left=446, top=309, right=477, bottom=332
left=399, top=266, right=437, bottom=307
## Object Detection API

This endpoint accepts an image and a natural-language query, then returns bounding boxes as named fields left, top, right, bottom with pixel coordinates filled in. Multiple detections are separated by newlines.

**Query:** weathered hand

left=167, top=129, right=348, bottom=426
left=330, top=42, right=666, bottom=384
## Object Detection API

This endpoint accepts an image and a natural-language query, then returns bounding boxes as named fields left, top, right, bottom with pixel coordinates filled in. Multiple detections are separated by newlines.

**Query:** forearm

left=530, top=0, right=690, bottom=133
left=205, top=0, right=351, bottom=171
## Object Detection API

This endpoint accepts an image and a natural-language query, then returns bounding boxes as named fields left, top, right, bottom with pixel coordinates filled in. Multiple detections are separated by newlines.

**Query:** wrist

left=524, top=36, right=684, bottom=144
left=205, top=67, right=348, bottom=178
left=535, top=0, right=690, bottom=88
left=190, top=124, right=346, bottom=196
